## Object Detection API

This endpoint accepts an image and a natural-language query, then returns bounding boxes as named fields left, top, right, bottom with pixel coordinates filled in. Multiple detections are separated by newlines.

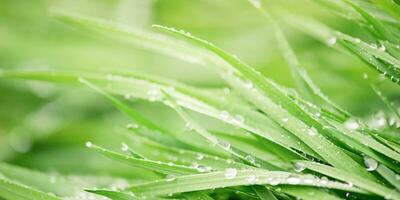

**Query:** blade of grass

left=297, top=161, right=400, bottom=199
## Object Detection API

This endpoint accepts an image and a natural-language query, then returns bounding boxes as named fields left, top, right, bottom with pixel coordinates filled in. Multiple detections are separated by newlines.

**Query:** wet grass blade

left=298, top=161, right=400, bottom=199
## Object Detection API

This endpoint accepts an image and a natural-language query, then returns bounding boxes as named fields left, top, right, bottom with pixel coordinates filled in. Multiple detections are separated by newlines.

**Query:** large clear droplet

left=344, top=119, right=359, bottom=131
left=224, top=168, right=237, bottom=179
left=363, top=156, right=378, bottom=171
left=294, top=162, right=306, bottom=172
left=287, top=176, right=301, bottom=185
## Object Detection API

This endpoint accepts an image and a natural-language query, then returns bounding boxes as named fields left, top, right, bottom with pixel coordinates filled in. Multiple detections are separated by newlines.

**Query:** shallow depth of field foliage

left=1, top=0, right=400, bottom=199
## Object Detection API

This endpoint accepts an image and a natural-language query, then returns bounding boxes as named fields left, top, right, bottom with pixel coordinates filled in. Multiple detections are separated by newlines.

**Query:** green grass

left=0, top=0, right=399, bottom=199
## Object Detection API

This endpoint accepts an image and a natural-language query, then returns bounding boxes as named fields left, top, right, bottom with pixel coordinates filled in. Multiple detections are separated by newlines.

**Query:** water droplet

left=370, top=43, right=378, bottom=49
left=224, top=168, right=237, bottom=179
left=363, top=73, right=368, bottom=79
left=327, top=37, right=337, bottom=46
left=165, top=174, right=176, bottom=182
left=167, top=162, right=174, bottom=166
left=123, top=93, right=132, bottom=99
left=85, top=141, right=92, bottom=148
left=185, top=122, right=193, bottom=131
left=121, top=143, right=129, bottom=152
left=268, top=178, right=280, bottom=185
left=219, top=111, right=230, bottom=120
left=344, top=119, right=359, bottom=131
left=345, top=182, right=353, bottom=188
left=319, top=177, right=328, bottom=185
left=307, top=127, right=317, bottom=136
left=196, top=165, right=207, bottom=173
left=354, top=38, right=361, bottom=43
left=233, top=114, right=245, bottom=125
left=219, top=140, right=231, bottom=150
left=294, top=162, right=306, bottom=172
left=249, top=0, right=261, bottom=8
left=282, top=117, right=289, bottom=123
left=196, top=153, right=204, bottom=160
left=49, top=175, right=57, bottom=184
left=126, top=123, right=139, bottom=129
left=223, top=88, right=230, bottom=94
left=246, top=175, right=257, bottom=183
left=245, top=155, right=255, bottom=164
left=287, top=176, right=301, bottom=184
left=378, top=44, right=386, bottom=52
left=147, top=88, right=162, bottom=102
left=244, top=80, right=253, bottom=89
left=363, top=156, right=378, bottom=171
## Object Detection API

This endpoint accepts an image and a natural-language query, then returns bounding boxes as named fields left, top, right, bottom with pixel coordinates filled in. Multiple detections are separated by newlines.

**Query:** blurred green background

left=0, top=0, right=398, bottom=179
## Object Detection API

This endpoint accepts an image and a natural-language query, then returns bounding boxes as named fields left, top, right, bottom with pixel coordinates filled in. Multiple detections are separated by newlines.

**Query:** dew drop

left=196, top=165, right=207, bottom=173
left=85, top=141, right=92, bottom=148
left=126, top=123, right=139, bottom=129
left=246, top=175, right=257, bottom=184
left=370, top=43, right=378, bottom=49
left=196, top=153, right=204, bottom=160
left=294, top=162, right=306, bottom=172
left=219, top=111, right=230, bottom=120
left=378, top=44, right=386, bottom=52
left=233, top=114, right=245, bottom=125
left=363, top=156, right=378, bottom=171
left=307, top=127, right=317, bottom=136
left=147, top=88, right=162, bottom=102
left=319, top=177, right=328, bottom=185
left=49, top=175, right=57, bottom=184
left=244, top=80, right=253, bottom=89
left=123, top=93, right=131, bottom=99
left=121, top=143, right=129, bottom=152
left=344, top=119, right=359, bottom=131
left=249, top=0, right=261, bottom=8
left=287, top=176, right=301, bottom=185
left=327, top=37, right=337, bottom=46
left=224, top=168, right=237, bottom=179
left=268, top=178, right=280, bottom=185
left=219, top=140, right=231, bottom=150
left=282, top=117, right=289, bottom=123
left=346, top=182, right=353, bottom=188
left=223, top=88, right=230, bottom=94
left=363, top=73, right=368, bottom=79
left=165, top=174, right=176, bottom=182
left=245, top=155, right=256, bottom=164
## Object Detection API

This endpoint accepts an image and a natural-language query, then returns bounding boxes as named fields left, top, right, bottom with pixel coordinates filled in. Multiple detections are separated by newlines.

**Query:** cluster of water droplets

left=218, top=110, right=246, bottom=126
